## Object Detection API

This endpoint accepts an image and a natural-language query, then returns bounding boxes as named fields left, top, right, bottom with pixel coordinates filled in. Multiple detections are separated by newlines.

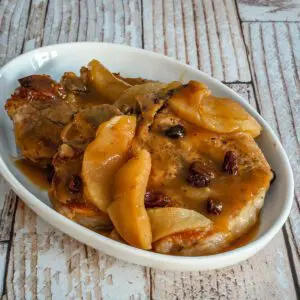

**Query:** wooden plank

left=123, top=0, right=143, bottom=47
left=43, top=0, right=79, bottom=45
left=43, top=0, right=142, bottom=46
left=0, top=0, right=48, bottom=241
left=237, top=0, right=300, bottom=22
left=151, top=234, right=296, bottom=300
left=0, top=0, right=18, bottom=66
left=42, top=0, right=60, bottom=46
left=0, top=1, right=299, bottom=298
left=0, top=177, right=18, bottom=242
left=0, top=0, right=31, bottom=66
left=243, top=21, right=300, bottom=286
left=0, top=242, right=8, bottom=296
left=23, top=0, right=49, bottom=52
left=149, top=83, right=298, bottom=300
left=142, top=0, right=251, bottom=82
left=4, top=202, right=150, bottom=299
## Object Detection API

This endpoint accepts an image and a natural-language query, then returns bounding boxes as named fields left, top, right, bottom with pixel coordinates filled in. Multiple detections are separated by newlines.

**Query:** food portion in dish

left=5, top=59, right=273, bottom=255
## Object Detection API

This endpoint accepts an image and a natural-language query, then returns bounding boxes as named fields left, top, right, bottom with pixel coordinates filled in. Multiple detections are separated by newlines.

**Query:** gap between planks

left=242, top=21, right=300, bottom=289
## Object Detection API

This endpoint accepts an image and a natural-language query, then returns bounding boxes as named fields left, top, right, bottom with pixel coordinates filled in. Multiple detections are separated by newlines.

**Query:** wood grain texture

left=5, top=202, right=150, bottom=300
left=0, top=177, right=18, bottom=241
left=0, top=0, right=47, bottom=241
left=243, top=21, right=300, bottom=287
left=43, top=0, right=142, bottom=46
left=151, top=234, right=296, bottom=300
left=0, top=0, right=31, bottom=66
left=0, top=0, right=142, bottom=60
left=0, top=242, right=8, bottom=296
left=23, top=0, right=49, bottom=52
left=0, top=0, right=299, bottom=299
left=142, top=0, right=251, bottom=82
left=237, top=0, right=300, bottom=21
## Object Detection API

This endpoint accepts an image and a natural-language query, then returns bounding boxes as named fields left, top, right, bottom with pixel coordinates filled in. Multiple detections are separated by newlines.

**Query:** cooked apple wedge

left=147, top=207, right=212, bottom=242
left=82, top=115, right=136, bottom=213
left=107, top=149, right=152, bottom=250
left=169, top=81, right=261, bottom=137
left=87, top=59, right=131, bottom=102
left=115, top=82, right=166, bottom=113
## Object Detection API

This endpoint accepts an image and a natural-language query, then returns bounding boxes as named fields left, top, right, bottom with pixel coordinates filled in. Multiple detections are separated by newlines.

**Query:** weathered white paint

left=151, top=233, right=296, bottom=299
left=0, top=177, right=17, bottom=241
left=5, top=203, right=149, bottom=299
left=143, top=0, right=251, bottom=82
left=23, top=0, right=49, bottom=52
left=0, top=0, right=299, bottom=299
left=0, top=243, right=8, bottom=295
left=243, top=21, right=300, bottom=285
left=237, top=0, right=300, bottom=21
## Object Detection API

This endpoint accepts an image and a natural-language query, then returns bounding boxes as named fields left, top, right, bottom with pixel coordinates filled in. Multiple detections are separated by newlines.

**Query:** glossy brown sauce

left=141, top=111, right=270, bottom=231
left=135, top=105, right=272, bottom=253
left=15, top=159, right=50, bottom=190
left=77, top=82, right=108, bottom=105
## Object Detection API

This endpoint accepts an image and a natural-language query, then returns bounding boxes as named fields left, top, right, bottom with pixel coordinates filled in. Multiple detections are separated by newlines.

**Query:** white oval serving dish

left=0, top=43, right=294, bottom=271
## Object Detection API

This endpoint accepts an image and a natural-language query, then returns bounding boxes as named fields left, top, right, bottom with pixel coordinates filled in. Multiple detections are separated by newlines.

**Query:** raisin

left=68, top=175, right=82, bottom=194
left=144, top=191, right=171, bottom=208
left=187, top=173, right=210, bottom=188
left=187, top=161, right=214, bottom=188
left=207, top=199, right=223, bottom=215
left=46, top=165, right=55, bottom=183
left=189, top=161, right=215, bottom=179
left=223, top=151, right=238, bottom=175
left=164, top=125, right=185, bottom=139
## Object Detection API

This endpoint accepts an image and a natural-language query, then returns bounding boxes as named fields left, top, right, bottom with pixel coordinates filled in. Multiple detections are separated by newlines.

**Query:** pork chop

left=135, top=91, right=272, bottom=255
left=49, top=105, right=121, bottom=230
left=5, top=75, right=72, bottom=167
left=5, top=71, right=115, bottom=167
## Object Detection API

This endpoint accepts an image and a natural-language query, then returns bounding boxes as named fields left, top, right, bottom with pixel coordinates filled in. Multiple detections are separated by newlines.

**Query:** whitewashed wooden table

left=0, top=0, right=299, bottom=299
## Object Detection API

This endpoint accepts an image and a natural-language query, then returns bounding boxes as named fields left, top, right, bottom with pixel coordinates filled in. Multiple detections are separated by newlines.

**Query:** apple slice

left=147, top=207, right=212, bottom=242
left=87, top=59, right=131, bottom=102
left=108, top=149, right=152, bottom=250
left=169, top=81, right=261, bottom=137
left=115, top=82, right=166, bottom=113
left=82, top=115, right=136, bottom=213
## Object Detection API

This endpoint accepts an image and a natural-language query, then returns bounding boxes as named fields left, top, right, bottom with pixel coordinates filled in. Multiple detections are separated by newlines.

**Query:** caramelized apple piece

left=107, top=149, right=152, bottom=250
left=169, top=81, right=210, bottom=127
left=147, top=207, right=212, bottom=242
left=87, top=59, right=131, bottom=102
left=169, top=81, right=261, bottom=137
left=115, top=82, right=166, bottom=113
left=82, top=116, right=136, bottom=212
